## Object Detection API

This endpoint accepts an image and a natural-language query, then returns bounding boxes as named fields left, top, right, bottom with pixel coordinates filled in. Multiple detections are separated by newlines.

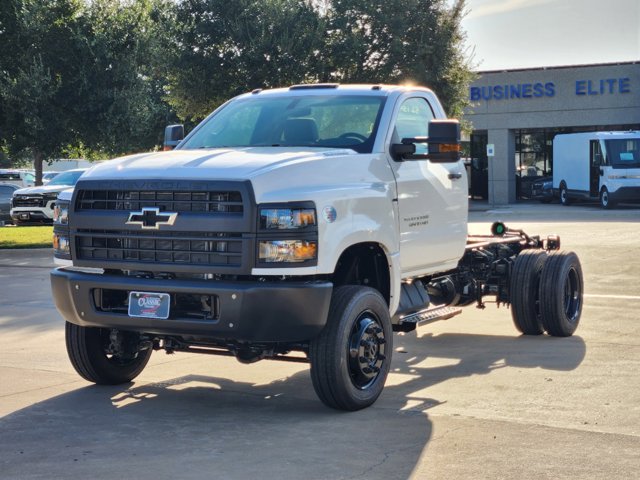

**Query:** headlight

left=259, top=240, right=317, bottom=263
left=257, top=202, right=317, bottom=266
left=44, top=192, right=59, bottom=201
left=53, top=201, right=69, bottom=225
left=259, top=206, right=316, bottom=230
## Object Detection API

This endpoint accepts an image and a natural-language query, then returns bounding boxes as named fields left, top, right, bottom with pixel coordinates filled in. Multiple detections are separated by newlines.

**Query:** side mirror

left=391, top=119, right=461, bottom=163
left=163, top=124, right=184, bottom=151
left=426, top=120, right=461, bottom=163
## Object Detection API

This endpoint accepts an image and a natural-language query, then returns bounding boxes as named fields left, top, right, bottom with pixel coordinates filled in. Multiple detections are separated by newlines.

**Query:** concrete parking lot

left=1, top=202, right=639, bottom=479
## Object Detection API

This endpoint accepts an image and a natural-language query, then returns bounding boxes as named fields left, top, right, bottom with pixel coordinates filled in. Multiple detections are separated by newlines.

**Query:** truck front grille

left=76, top=230, right=244, bottom=267
left=12, top=195, right=44, bottom=207
left=76, top=190, right=243, bottom=214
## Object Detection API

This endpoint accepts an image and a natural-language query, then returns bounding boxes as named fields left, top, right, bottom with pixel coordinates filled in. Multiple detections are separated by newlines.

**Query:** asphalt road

left=1, top=202, right=639, bottom=479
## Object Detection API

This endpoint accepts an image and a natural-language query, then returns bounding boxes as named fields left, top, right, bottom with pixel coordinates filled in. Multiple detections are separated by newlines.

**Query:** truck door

left=386, top=96, right=468, bottom=276
left=589, top=140, right=603, bottom=197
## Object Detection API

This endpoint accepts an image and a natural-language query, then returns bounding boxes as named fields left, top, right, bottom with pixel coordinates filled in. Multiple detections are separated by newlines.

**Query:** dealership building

left=463, top=61, right=640, bottom=204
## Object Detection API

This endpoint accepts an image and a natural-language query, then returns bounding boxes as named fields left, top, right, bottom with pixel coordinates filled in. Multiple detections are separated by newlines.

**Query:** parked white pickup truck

left=51, top=84, right=583, bottom=410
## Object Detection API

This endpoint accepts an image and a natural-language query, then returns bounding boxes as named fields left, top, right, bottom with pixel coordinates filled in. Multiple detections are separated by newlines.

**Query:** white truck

left=553, top=131, right=640, bottom=209
left=11, top=169, right=87, bottom=224
left=51, top=84, right=583, bottom=410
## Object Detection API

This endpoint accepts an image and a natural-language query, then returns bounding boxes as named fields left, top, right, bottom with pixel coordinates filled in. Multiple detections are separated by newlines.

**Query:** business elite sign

left=470, top=77, right=632, bottom=102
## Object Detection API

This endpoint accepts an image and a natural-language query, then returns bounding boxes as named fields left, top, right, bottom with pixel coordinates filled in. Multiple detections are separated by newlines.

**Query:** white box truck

left=553, top=131, right=640, bottom=208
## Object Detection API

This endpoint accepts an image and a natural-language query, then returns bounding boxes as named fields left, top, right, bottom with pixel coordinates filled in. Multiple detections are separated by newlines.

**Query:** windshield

left=604, top=139, right=640, bottom=168
left=47, top=170, right=85, bottom=186
left=180, top=95, right=387, bottom=154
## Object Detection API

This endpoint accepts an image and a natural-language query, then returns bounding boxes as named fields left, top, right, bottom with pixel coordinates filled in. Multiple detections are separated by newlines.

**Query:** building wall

left=464, top=62, right=640, bottom=204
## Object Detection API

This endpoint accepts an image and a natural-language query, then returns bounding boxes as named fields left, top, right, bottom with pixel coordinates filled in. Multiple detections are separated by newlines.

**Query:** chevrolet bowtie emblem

left=126, top=207, right=178, bottom=229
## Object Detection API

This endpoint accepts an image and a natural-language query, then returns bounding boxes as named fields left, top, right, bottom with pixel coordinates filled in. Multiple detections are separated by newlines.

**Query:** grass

left=0, top=225, right=53, bottom=249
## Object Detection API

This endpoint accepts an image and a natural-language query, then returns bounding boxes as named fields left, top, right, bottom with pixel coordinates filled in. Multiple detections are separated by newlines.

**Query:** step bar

left=399, top=305, right=462, bottom=326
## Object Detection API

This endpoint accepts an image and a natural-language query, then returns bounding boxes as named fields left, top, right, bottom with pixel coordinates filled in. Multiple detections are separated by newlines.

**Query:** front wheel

left=600, top=187, right=616, bottom=209
left=65, top=322, right=152, bottom=384
left=309, top=286, right=393, bottom=411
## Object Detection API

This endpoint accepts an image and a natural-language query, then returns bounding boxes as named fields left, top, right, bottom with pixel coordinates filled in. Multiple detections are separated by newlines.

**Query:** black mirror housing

left=390, top=143, right=416, bottom=160
left=164, top=124, right=184, bottom=151
left=391, top=119, right=461, bottom=163
left=426, top=120, right=461, bottom=163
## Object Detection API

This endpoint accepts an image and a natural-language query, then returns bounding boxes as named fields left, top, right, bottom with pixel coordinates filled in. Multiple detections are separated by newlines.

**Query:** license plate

left=128, top=291, right=170, bottom=319
left=19, top=213, right=30, bottom=220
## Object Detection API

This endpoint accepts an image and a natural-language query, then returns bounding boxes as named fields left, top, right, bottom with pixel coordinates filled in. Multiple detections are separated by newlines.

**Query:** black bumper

left=51, top=268, right=332, bottom=343
left=610, top=186, right=640, bottom=203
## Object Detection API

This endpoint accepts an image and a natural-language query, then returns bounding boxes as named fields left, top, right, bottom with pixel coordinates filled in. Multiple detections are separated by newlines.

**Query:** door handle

left=448, top=172, right=463, bottom=180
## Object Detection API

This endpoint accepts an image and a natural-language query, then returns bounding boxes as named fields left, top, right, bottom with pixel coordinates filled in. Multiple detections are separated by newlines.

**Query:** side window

left=394, top=97, right=435, bottom=154
left=591, top=140, right=603, bottom=166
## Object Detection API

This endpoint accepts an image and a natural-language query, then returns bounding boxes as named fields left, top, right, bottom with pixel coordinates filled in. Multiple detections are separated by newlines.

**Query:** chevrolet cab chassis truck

left=51, top=85, right=583, bottom=411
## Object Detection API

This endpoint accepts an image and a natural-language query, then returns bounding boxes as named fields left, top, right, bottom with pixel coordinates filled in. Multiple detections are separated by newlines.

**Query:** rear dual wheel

left=510, top=250, right=547, bottom=335
left=511, top=250, right=583, bottom=337
left=539, top=251, right=583, bottom=337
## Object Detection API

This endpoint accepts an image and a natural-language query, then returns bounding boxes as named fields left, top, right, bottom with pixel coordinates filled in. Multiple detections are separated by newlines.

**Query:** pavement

left=0, top=203, right=639, bottom=479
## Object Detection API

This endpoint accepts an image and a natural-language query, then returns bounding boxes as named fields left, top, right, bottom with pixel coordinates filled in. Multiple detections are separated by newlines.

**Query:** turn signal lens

left=258, top=240, right=317, bottom=263
left=53, top=233, right=70, bottom=255
left=438, top=143, right=461, bottom=153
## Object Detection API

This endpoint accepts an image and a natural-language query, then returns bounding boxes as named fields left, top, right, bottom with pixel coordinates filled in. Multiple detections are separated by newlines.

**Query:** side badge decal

left=322, top=206, right=337, bottom=223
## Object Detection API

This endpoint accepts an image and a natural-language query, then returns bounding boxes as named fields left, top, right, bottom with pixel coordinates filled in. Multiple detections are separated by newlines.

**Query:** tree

left=76, top=0, right=174, bottom=156
left=0, top=0, right=88, bottom=183
left=0, top=0, right=175, bottom=183
left=320, top=0, right=473, bottom=117
left=164, top=0, right=326, bottom=122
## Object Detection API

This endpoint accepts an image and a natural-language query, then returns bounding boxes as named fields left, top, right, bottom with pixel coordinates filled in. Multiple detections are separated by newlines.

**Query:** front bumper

left=51, top=267, right=332, bottom=343
left=609, top=186, right=640, bottom=203
left=11, top=207, right=54, bottom=222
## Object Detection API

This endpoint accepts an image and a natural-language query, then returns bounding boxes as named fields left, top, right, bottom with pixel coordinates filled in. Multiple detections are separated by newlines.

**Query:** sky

left=458, top=0, right=640, bottom=71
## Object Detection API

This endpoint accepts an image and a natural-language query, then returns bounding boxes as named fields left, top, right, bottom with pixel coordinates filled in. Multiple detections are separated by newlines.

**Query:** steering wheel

left=338, top=132, right=368, bottom=143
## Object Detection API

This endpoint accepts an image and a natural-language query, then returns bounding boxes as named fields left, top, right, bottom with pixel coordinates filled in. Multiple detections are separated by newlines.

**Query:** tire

left=559, top=183, right=571, bottom=206
left=539, top=251, right=583, bottom=337
left=600, top=187, right=616, bottom=209
left=309, top=286, right=392, bottom=411
left=510, top=250, right=547, bottom=335
left=65, top=322, right=152, bottom=384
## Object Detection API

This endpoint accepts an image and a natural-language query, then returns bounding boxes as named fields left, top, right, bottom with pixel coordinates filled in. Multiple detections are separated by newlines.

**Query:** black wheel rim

left=563, top=267, right=581, bottom=323
left=348, top=311, right=387, bottom=390
left=101, top=329, right=141, bottom=366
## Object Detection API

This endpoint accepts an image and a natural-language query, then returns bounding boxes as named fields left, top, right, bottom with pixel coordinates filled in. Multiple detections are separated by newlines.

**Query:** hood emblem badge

left=126, top=207, right=178, bottom=230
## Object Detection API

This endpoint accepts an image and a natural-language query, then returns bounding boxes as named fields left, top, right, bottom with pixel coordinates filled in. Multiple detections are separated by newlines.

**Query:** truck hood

left=81, top=147, right=356, bottom=181
left=14, top=184, right=73, bottom=195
